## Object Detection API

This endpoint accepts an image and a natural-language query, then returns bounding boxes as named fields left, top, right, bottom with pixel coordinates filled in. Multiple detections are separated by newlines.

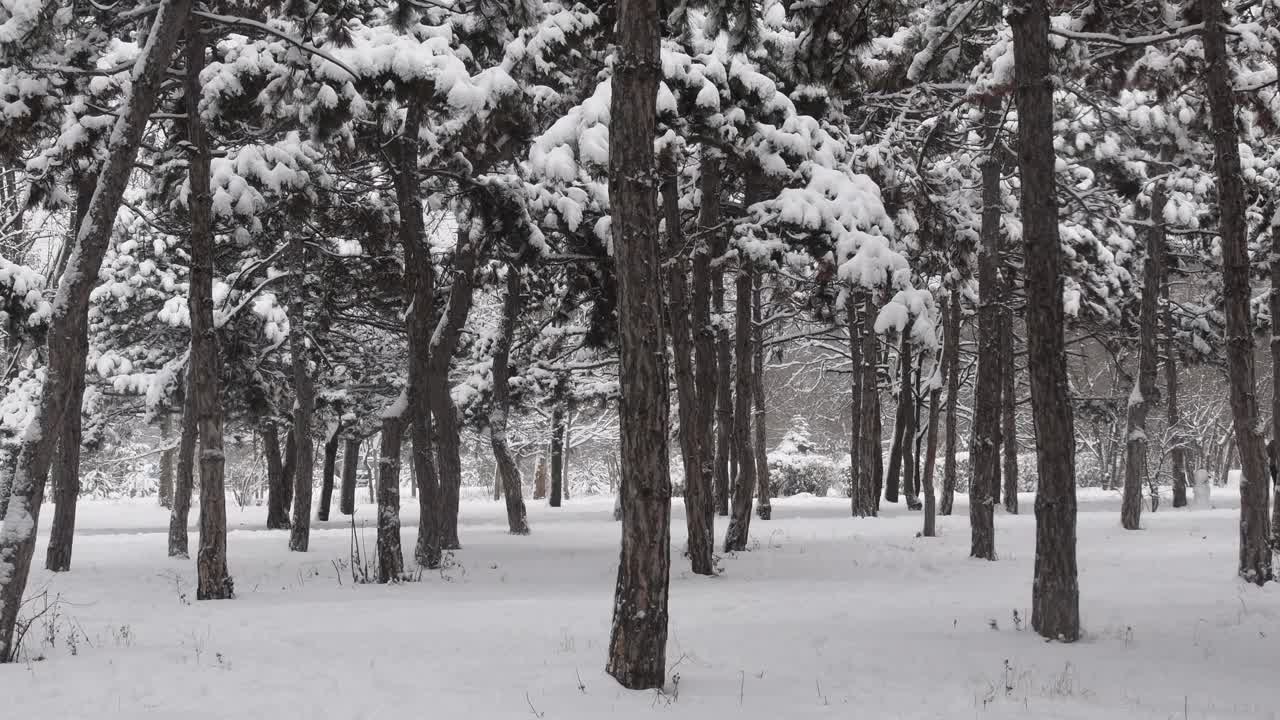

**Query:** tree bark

left=264, top=423, right=290, bottom=529
left=605, top=0, right=672, bottom=688
left=340, top=437, right=360, bottom=516
left=661, top=149, right=713, bottom=573
left=1200, top=0, right=1273, bottom=585
left=280, top=425, right=296, bottom=512
left=287, top=232, right=316, bottom=553
left=1010, top=0, right=1082, bottom=638
left=694, top=153, right=721, bottom=532
left=941, top=289, right=961, bottom=515
left=549, top=385, right=566, bottom=508
left=1164, top=278, right=1187, bottom=508
left=159, top=410, right=174, bottom=508
left=922, top=356, right=942, bottom=537
left=491, top=268, right=530, bottom=535
left=724, top=264, right=757, bottom=551
left=861, top=294, right=882, bottom=515
left=168, top=383, right=196, bottom=557
left=884, top=335, right=908, bottom=506
left=1000, top=289, right=1019, bottom=514
left=318, top=423, right=341, bottom=521
left=714, top=321, right=733, bottom=516
left=969, top=99, right=1002, bottom=561
left=847, top=295, right=865, bottom=515
left=753, top=273, right=771, bottom=519
left=1122, top=184, right=1165, bottom=529
left=377, top=413, right=405, bottom=583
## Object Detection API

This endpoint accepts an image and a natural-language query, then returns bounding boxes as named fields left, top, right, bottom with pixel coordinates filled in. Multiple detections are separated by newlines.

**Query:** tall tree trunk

left=847, top=295, right=866, bottom=516
left=1164, top=278, right=1188, bottom=508
left=969, top=100, right=1002, bottom=561
left=491, top=268, right=529, bottom=535
left=941, top=289, right=961, bottom=515
left=884, top=335, right=908, bottom=505
left=264, top=424, right=290, bottom=528
left=661, top=149, right=713, bottom=573
left=606, top=0, right=672, bottom=688
left=900, top=342, right=918, bottom=512
left=692, top=152, right=720, bottom=545
left=1201, top=0, right=1273, bottom=585
left=549, top=386, right=566, bottom=508
left=1271, top=160, right=1280, bottom=544
left=168, top=383, right=196, bottom=559
left=377, top=411, right=405, bottom=583
left=318, top=423, right=341, bottom=521
left=340, top=437, right=360, bottom=516
left=159, top=410, right=174, bottom=508
left=922, top=355, right=942, bottom=537
left=753, top=273, right=771, bottom=519
left=287, top=232, right=316, bottom=553
left=724, top=264, right=757, bottom=551
left=714, top=322, right=733, bottom=516
left=393, top=96, right=441, bottom=570
left=43, top=169, right=95, bottom=573
left=1010, top=0, right=1081, bottom=638
left=1000, top=291, right=1019, bottom=514
left=280, top=425, right=296, bottom=512
left=186, top=27, right=232, bottom=600
left=862, top=294, right=882, bottom=515
left=1123, top=184, right=1165, bottom=529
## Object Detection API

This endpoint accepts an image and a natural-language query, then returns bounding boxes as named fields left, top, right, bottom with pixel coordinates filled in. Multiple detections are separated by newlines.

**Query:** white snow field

left=3, top=491, right=1277, bottom=719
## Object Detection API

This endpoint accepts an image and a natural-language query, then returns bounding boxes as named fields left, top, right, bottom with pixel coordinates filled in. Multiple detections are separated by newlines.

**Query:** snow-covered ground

left=3, top=491, right=1277, bottom=719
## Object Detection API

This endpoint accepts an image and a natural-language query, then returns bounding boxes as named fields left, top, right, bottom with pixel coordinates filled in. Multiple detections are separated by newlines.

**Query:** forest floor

left=3, top=489, right=1277, bottom=719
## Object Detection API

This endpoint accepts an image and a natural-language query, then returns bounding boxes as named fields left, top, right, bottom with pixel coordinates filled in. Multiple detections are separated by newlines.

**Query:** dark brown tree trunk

left=724, top=264, right=757, bottom=551
left=714, top=323, right=733, bottom=517
left=377, top=413, right=405, bottom=583
left=491, top=268, right=530, bottom=535
left=922, top=358, right=942, bottom=537
left=0, top=0, right=193, bottom=658
left=168, top=382, right=196, bottom=557
left=692, top=153, right=720, bottom=545
left=549, top=387, right=566, bottom=508
left=1271, top=148, right=1280, bottom=544
left=186, top=27, right=232, bottom=600
left=941, top=289, right=961, bottom=515
left=752, top=273, right=771, bottom=519
left=264, top=423, right=290, bottom=529
left=1201, top=0, right=1273, bottom=584
left=606, top=0, right=673, bottom=688
left=1010, top=0, right=1081, bottom=638
left=1000, top=293, right=1019, bottom=514
left=340, top=437, right=360, bottom=516
left=847, top=295, right=866, bottom=516
left=884, top=335, right=909, bottom=505
left=159, top=410, right=174, bottom=508
left=969, top=100, right=1002, bottom=561
left=1122, top=184, right=1165, bottom=529
left=862, top=294, right=882, bottom=515
left=392, top=97, right=441, bottom=570
left=661, top=149, right=713, bottom=573
left=1164, top=278, right=1188, bottom=508
left=901, top=344, right=920, bottom=511
left=318, top=424, right=341, bottom=522
left=287, top=232, right=316, bottom=553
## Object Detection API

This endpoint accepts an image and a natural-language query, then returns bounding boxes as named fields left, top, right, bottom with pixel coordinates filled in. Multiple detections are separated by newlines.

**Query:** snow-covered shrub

left=768, top=416, right=838, bottom=497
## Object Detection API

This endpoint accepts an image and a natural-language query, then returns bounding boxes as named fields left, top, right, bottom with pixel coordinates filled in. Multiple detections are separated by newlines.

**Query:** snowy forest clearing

left=4, top=493, right=1276, bottom=719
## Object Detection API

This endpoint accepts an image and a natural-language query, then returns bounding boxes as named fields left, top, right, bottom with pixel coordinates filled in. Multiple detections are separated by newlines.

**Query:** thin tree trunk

left=186, top=27, right=232, bottom=600
left=318, top=423, right=341, bottom=521
left=377, top=412, right=405, bottom=583
left=159, top=410, right=174, bottom=508
left=340, top=437, right=360, bottom=516
left=491, top=268, right=529, bottom=535
left=941, top=289, right=961, bottom=515
left=1271, top=143, right=1280, bottom=544
left=1200, top=0, right=1273, bottom=585
left=1122, top=184, right=1165, bottom=530
left=714, top=323, right=733, bottom=516
left=724, top=264, right=757, bottom=551
left=692, top=152, right=720, bottom=545
left=168, top=383, right=196, bottom=558
left=969, top=100, right=1002, bottom=561
left=884, top=335, right=908, bottom=505
left=1010, top=0, right=1081, bottom=638
left=753, top=273, right=771, bottom=519
left=847, top=295, right=866, bottom=516
left=1001, top=292, right=1019, bottom=514
left=264, top=424, right=290, bottom=528
left=287, top=232, right=316, bottom=553
left=550, top=387, right=566, bottom=508
left=661, top=149, right=713, bottom=573
left=607, top=0, right=672, bottom=687
left=280, top=425, right=296, bottom=512
left=922, top=358, right=942, bottom=538
left=1164, top=278, right=1188, bottom=508
left=862, top=294, right=882, bottom=515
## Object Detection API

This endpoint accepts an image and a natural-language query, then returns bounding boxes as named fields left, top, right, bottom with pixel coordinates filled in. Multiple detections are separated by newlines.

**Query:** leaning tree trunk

left=941, top=288, right=961, bottom=515
left=752, top=273, right=771, bottom=520
left=159, top=408, right=174, bottom=508
left=1163, top=277, right=1188, bottom=508
left=376, top=409, right=405, bottom=583
left=1122, top=184, right=1165, bottom=530
left=287, top=233, right=316, bottom=553
left=1000, top=294, right=1019, bottom=515
left=661, top=149, right=713, bottom=573
left=724, top=263, right=758, bottom=552
left=491, top=268, right=530, bottom=535
left=392, top=96, right=441, bottom=570
left=0, top=0, right=192, bottom=658
left=969, top=99, right=1002, bottom=562
left=168, top=383, right=197, bottom=558
left=1201, top=0, right=1273, bottom=585
left=340, top=437, right=360, bottom=516
left=691, top=152, right=720, bottom=549
left=1010, top=0, right=1081, bottom=638
left=605, top=0, right=673, bottom=688
left=186, top=27, right=233, bottom=600
left=318, top=423, right=341, bottom=522
left=264, top=423, right=290, bottom=529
